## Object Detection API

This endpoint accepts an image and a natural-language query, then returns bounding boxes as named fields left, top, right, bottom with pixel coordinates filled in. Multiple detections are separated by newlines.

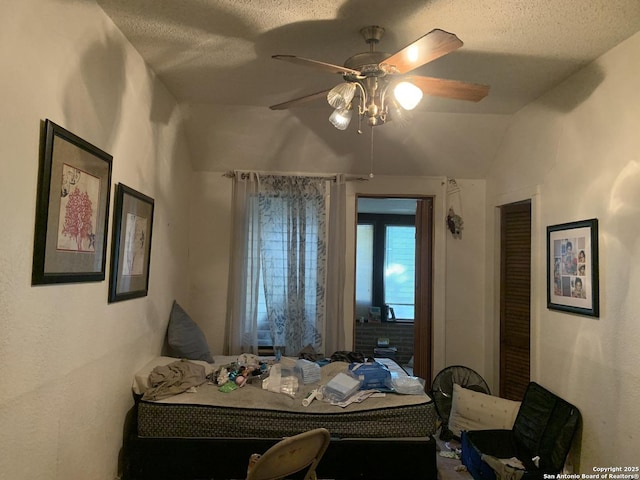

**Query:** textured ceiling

left=97, top=0, right=640, bottom=177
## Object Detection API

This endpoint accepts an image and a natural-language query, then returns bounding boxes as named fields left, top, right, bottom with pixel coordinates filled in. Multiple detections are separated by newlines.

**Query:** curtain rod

left=222, top=170, right=368, bottom=182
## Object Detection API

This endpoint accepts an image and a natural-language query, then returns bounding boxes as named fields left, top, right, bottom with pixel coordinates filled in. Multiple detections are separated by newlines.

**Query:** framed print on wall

left=108, top=183, right=155, bottom=303
left=547, top=218, right=599, bottom=317
left=32, top=119, right=113, bottom=285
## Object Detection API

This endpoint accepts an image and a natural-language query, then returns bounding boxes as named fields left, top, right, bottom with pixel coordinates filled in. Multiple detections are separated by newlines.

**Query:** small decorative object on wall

left=108, top=183, right=155, bottom=303
left=547, top=218, right=599, bottom=317
left=446, top=178, right=463, bottom=239
left=446, top=207, right=464, bottom=239
left=32, top=120, right=113, bottom=285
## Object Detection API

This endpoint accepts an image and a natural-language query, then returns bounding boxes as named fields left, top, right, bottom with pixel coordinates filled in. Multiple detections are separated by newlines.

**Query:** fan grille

left=430, top=365, right=490, bottom=439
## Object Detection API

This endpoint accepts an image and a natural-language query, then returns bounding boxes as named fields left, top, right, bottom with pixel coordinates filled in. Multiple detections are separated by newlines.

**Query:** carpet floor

left=435, top=432, right=474, bottom=480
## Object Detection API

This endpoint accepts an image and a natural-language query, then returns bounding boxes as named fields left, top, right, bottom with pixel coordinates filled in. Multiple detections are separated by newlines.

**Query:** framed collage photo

left=547, top=218, right=599, bottom=317
left=32, top=120, right=113, bottom=285
left=108, top=183, right=155, bottom=303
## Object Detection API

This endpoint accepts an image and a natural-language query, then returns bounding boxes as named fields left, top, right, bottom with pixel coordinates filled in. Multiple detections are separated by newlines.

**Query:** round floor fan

left=430, top=365, right=490, bottom=439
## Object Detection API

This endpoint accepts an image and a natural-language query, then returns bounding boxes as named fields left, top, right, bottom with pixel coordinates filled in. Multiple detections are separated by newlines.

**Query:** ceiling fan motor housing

left=343, top=51, right=390, bottom=77
left=360, top=25, right=385, bottom=45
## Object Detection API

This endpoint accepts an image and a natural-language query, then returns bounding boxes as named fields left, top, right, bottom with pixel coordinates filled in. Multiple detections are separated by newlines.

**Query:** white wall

left=0, top=1, right=192, bottom=478
left=443, top=179, right=487, bottom=371
left=485, top=31, right=640, bottom=468
left=188, top=173, right=232, bottom=356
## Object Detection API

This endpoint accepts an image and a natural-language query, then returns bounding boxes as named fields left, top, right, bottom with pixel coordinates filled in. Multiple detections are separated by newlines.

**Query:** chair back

left=246, top=428, right=331, bottom=480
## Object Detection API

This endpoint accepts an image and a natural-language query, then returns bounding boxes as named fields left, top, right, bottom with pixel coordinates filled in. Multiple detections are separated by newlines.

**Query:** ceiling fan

left=269, top=26, right=489, bottom=131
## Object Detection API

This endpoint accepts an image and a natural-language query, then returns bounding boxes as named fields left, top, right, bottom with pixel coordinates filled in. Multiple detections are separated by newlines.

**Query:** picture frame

left=32, top=120, right=113, bottom=285
left=547, top=218, right=599, bottom=317
left=108, top=183, right=155, bottom=303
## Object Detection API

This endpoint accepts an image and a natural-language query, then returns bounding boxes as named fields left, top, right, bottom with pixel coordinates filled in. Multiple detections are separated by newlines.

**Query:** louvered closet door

left=500, top=201, right=531, bottom=401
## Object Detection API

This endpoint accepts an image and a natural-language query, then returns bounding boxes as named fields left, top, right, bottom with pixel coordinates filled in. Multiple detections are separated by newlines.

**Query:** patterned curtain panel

left=258, top=175, right=327, bottom=356
left=226, top=172, right=345, bottom=357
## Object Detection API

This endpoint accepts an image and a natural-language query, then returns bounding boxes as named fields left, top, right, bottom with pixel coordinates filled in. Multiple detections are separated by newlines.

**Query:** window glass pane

left=384, top=226, right=415, bottom=320
left=355, top=224, right=374, bottom=318
left=256, top=273, right=270, bottom=346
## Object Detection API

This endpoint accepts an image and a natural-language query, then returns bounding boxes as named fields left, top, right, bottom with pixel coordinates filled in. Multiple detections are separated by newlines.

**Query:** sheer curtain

left=225, top=172, right=346, bottom=356
left=325, top=175, right=346, bottom=353
left=225, top=172, right=260, bottom=354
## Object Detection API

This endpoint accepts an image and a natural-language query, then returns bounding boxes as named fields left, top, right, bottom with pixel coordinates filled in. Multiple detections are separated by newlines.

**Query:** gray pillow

left=167, top=301, right=214, bottom=363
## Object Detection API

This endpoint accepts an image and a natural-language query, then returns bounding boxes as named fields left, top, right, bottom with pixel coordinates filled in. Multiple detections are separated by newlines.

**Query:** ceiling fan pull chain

left=357, top=102, right=364, bottom=134
left=369, top=127, right=375, bottom=178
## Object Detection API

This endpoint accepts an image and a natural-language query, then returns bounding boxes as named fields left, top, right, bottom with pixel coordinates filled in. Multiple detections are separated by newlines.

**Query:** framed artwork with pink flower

left=32, top=120, right=112, bottom=285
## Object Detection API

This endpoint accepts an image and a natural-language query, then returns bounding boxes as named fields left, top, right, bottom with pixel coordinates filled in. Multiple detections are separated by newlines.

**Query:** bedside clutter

left=355, top=321, right=413, bottom=365
left=373, top=346, right=398, bottom=360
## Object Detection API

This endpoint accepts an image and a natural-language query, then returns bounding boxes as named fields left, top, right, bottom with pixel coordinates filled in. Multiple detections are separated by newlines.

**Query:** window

left=227, top=173, right=341, bottom=357
left=249, top=186, right=326, bottom=350
left=385, top=225, right=416, bottom=320
left=356, top=213, right=416, bottom=321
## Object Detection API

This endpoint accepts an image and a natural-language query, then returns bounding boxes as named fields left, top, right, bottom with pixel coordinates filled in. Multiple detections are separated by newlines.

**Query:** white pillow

left=448, top=383, right=521, bottom=437
left=132, top=356, right=215, bottom=395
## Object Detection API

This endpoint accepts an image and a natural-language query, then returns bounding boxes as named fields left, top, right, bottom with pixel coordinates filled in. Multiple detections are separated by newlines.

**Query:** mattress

left=135, top=355, right=437, bottom=440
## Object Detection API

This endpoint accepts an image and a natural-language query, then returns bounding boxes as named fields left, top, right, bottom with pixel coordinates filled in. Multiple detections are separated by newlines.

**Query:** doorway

left=499, top=200, right=531, bottom=400
left=354, top=196, right=434, bottom=386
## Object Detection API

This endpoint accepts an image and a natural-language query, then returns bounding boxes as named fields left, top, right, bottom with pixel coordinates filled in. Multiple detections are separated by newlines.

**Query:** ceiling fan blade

left=407, top=76, right=490, bottom=102
left=269, top=89, right=332, bottom=110
left=381, top=29, right=463, bottom=74
left=272, top=55, right=361, bottom=76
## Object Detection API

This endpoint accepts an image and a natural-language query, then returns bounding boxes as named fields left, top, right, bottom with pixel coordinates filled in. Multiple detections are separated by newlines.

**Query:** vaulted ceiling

left=97, top=0, right=640, bottom=177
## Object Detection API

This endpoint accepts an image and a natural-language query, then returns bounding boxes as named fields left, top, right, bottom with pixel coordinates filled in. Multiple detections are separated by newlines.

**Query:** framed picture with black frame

left=32, top=119, right=113, bottom=285
left=547, top=218, right=599, bottom=317
left=108, top=183, right=155, bottom=303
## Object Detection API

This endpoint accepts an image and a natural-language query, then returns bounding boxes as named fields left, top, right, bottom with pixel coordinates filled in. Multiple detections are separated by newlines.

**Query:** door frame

left=491, top=189, right=541, bottom=390
left=353, top=194, right=434, bottom=386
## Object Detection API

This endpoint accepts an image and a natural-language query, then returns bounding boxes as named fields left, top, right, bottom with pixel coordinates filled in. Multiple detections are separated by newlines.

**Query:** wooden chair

left=246, top=428, right=331, bottom=480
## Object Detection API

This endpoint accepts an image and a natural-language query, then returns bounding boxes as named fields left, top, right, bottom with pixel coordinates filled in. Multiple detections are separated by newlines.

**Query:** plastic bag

left=262, top=364, right=300, bottom=398
left=294, top=358, right=321, bottom=384
left=321, top=372, right=362, bottom=403
left=348, top=362, right=391, bottom=390
left=389, top=374, right=426, bottom=395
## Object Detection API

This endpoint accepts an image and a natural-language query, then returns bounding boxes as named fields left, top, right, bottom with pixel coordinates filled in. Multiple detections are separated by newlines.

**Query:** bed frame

left=120, top=398, right=438, bottom=480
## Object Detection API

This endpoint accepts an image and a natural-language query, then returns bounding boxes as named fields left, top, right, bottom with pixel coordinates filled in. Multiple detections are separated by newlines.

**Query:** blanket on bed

left=143, top=359, right=206, bottom=401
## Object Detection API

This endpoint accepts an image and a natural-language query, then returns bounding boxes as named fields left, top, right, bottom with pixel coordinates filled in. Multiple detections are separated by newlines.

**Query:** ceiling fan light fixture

left=327, top=82, right=356, bottom=109
left=329, top=107, right=353, bottom=130
left=389, top=98, right=410, bottom=127
left=393, top=81, right=423, bottom=110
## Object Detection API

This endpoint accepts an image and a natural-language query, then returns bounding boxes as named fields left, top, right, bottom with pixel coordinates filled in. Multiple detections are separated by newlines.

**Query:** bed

left=121, top=355, right=438, bottom=480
